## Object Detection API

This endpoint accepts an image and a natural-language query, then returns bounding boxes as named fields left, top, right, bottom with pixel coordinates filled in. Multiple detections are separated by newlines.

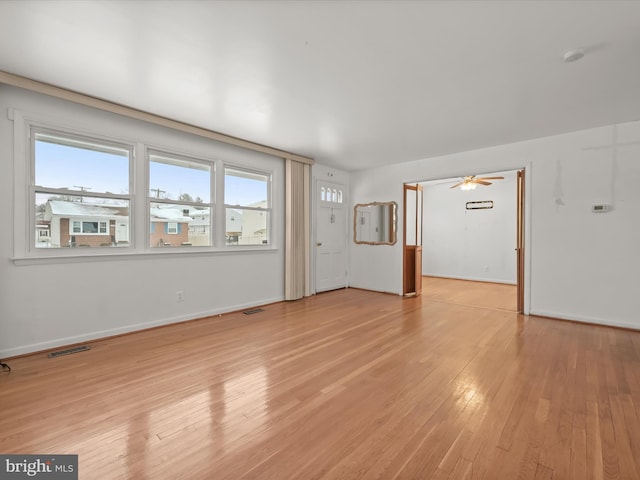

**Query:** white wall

left=348, top=174, right=401, bottom=295
left=421, top=170, right=517, bottom=284
left=349, top=120, right=640, bottom=329
left=0, top=85, right=286, bottom=357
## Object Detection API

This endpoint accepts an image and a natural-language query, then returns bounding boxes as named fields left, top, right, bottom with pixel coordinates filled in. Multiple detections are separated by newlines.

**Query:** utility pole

left=150, top=188, right=166, bottom=199
left=73, top=185, right=91, bottom=202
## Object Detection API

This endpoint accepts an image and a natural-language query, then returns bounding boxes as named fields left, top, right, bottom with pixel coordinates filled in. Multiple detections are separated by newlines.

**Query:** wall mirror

left=354, top=202, right=397, bottom=245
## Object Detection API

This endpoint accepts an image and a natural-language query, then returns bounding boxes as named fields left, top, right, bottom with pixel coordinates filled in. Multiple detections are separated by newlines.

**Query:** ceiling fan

left=450, top=175, right=504, bottom=190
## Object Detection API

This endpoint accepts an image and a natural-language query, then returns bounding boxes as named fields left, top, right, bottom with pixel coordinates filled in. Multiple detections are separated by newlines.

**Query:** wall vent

left=243, top=308, right=264, bottom=315
left=47, top=345, right=90, bottom=358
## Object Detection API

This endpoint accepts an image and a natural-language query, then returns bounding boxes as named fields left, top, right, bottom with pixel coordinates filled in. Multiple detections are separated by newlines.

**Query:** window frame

left=166, top=222, right=178, bottom=235
left=29, top=124, right=134, bottom=254
left=69, top=220, right=109, bottom=235
left=146, top=148, right=215, bottom=249
left=223, top=165, right=272, bottom=246
left=12, top=109, right=279, bottom=263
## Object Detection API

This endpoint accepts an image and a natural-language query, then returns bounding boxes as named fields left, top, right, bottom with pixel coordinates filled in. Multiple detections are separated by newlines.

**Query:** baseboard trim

left=0, top=296, right=284, bottom=359
left=530, top=310, right=640, bottom=331
left=347, top=286, right=401, bottom=296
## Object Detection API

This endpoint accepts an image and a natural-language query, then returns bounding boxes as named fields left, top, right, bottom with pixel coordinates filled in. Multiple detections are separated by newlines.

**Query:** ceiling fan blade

left=477, top=176, right=504, bottom=180
left=450, top=181, right=464, bottom=189
left=474, top=180, right=492, bottom=186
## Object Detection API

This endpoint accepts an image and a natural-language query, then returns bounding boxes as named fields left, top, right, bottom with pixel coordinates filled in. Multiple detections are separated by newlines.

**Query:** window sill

left=12, top=246, right=279, bottom=266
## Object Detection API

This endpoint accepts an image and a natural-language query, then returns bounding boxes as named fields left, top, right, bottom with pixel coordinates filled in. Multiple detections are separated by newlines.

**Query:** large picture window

left=148, top=151, right=213, bottom=248
left=20, top=115, right=276, bottom=258
left=71, top=220, right=108, bottom=234
left=33, top=130, right=132, bottom=249
left=224, top=167, right=271, bottom=245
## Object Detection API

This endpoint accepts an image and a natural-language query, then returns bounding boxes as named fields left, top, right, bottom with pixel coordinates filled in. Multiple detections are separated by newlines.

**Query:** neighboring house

left=35, top=211, right=51, bottom=246
left=42, top=200, right=267, bottom=248
left=241, top=200, right=268, bottom=245
left=150, top=205, right=265, bottom=246
left=223, top=203, right=269, bottom=245
left=149, top=205, right=192, bottom=247
left=225, top=208, right=242, bottom=244
left=187, top=209, right=211, bottom=246
left=44, top=200, right=129, bottom=248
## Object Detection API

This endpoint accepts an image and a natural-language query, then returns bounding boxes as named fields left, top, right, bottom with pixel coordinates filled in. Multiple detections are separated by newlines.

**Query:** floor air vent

left=48, top=345, right=91, bottom=358
left=243, top=308, right=264, bottom=315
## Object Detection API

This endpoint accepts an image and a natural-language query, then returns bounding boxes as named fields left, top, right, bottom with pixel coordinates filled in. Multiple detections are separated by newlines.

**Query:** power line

left=73, top=185, right=91, bottom=202
left=150, top=188, right=166, bottom=199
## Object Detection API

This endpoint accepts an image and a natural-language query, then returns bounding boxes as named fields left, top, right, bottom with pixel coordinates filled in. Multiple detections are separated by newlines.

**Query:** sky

left=35, top=140, right=267, bottom=206
left=35, top=139, right=129, bottom=195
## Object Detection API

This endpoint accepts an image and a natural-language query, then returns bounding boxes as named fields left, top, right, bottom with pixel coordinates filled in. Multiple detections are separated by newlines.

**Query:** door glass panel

left=416, top=187, right=423, bottom=246
left=405, top=189, right=417, bottom=245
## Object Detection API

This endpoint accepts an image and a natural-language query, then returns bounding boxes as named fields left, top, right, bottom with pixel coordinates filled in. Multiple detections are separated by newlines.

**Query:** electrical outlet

left=176, top=290, right=184, bottom=302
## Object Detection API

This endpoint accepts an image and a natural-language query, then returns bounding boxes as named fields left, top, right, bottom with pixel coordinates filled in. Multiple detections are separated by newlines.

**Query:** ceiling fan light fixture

left=461, top=182, right=476, bottom=191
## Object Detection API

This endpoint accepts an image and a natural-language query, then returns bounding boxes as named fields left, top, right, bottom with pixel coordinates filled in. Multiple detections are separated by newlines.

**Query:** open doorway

left=417, top=169, right=524, bottom=312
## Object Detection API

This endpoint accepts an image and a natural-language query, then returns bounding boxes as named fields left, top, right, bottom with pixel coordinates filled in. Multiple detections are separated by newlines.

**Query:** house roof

left=150, top=206, right=193, bottom=222
left=46, top=200, right=213, bottom=224
left=47, top=200, right=128, bottom=218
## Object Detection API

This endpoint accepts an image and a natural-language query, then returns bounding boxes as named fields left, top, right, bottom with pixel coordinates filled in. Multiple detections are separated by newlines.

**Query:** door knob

left=317, top=242, right=322, bottom=246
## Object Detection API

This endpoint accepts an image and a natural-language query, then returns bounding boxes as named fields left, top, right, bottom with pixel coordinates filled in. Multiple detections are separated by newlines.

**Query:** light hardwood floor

left=422, top=276, right=517, bottom=312
left=2, top=279, right=640, bottom=479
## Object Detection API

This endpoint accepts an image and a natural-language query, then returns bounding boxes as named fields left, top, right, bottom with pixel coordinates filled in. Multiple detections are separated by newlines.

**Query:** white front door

left=116, top=221, right=129, bottom=243
left=316, top=181, right=347, bottom=292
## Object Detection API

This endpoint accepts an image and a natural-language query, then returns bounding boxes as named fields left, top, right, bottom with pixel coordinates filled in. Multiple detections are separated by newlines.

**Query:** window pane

left=35, top=132, right=130, bottom=194
left=35, top=193, right=130, bottom=248
left=82, top=221, right=99, bottom=233
left=225, top=208, right=269, bottom=245
left=150, top=203, right=211, bottom=247
left=149, top=154, right=211, bottom=203
left=224, top=168, right=268, bottom=206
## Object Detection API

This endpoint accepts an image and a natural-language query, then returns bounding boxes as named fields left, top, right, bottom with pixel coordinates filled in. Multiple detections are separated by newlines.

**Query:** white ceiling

left=1, top=1, right=639, bottom=171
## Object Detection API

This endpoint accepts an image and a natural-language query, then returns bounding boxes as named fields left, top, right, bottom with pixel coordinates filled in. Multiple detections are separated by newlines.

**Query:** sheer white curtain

left=285, top=159, right=311, bottom=300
